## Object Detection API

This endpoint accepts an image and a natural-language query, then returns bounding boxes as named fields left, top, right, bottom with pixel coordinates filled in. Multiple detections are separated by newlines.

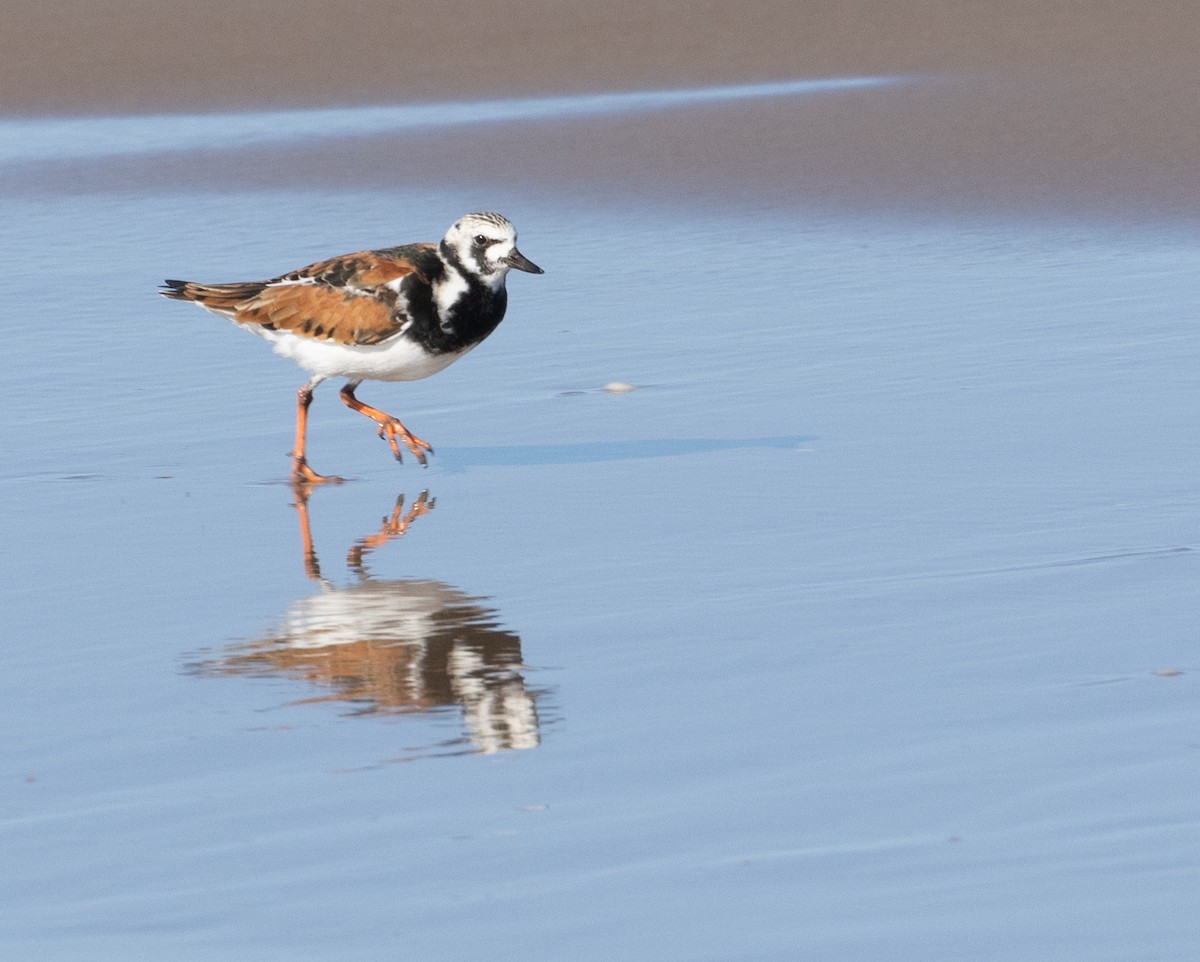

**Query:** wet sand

left=4, top=1, right=1199, bottom=223
left=4, top=5, right=1200, bottom=960
left=5, top=188, right=1199, bottom=958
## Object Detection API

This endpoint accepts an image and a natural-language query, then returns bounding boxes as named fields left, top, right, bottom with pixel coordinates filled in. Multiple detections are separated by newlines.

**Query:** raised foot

left=291, top=455, right=344, bottom=487
left=376, top=419, right=434, bottom=466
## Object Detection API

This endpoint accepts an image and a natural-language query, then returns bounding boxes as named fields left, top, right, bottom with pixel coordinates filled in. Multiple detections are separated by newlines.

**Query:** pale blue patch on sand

left=0, top=76, right=903, bottom=164
left=441, top=436, right=814, bottom=469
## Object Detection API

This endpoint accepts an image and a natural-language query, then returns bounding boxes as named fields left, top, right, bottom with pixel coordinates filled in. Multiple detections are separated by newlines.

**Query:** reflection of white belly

left=250, top=325, right=476, bottom=382
left=280, top=580, right=450, bottom=648
left=266, top=580, right=541, bottom=752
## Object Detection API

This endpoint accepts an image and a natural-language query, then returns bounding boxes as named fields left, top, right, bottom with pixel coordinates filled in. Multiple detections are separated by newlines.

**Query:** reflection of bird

left=191, top=491, right=544, bottom=755
left=161, top=212, right=543, bottom=484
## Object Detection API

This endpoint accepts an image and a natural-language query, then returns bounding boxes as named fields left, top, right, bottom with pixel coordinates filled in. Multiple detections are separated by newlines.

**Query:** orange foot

left=376, top=419, right=434, bottom=466
left=292, top=455, right=344, bottom=487
left=339, top=384, right=434, bottom=467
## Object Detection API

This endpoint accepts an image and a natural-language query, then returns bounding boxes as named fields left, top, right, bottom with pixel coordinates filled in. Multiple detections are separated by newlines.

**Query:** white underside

left=245, top=324, right=475, bottom=382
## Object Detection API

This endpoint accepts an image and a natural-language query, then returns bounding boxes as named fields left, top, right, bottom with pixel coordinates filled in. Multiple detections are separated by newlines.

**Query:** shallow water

left=2, top=83, right=1199, bottom=960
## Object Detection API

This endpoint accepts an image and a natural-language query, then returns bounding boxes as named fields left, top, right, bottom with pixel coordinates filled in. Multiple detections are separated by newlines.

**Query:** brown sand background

left=3, top=0, right=1198, bottom=223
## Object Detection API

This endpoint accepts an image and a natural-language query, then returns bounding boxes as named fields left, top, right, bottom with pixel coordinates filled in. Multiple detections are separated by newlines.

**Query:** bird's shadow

left=433, top=435, right=815, bottom=471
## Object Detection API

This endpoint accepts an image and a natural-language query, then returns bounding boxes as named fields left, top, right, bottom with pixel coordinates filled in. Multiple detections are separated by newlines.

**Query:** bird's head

left=441, top=212, right=543, bottom=282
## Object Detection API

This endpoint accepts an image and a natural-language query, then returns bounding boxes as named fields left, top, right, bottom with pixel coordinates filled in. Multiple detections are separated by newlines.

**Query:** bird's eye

left=473, top=234, right=489, bottom=246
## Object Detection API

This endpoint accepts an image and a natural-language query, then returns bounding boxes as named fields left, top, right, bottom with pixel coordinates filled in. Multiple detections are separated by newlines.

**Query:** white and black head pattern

left=441, top=212, right=543, bottom=282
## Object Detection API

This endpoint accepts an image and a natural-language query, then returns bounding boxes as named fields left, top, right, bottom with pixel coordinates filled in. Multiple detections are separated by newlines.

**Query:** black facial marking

left=400, top=262, right=507, bottom=355
left=442, top=237, right=493, bottom=276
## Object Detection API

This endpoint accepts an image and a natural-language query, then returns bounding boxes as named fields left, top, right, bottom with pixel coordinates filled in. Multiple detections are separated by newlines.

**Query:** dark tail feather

left=160, top=278, right=193, bottom=300
left=159, top=278, right=267, bottom=311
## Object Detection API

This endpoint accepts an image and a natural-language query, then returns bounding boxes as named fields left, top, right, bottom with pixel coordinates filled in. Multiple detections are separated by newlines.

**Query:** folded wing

left=161, top=244, right=438, bottom=347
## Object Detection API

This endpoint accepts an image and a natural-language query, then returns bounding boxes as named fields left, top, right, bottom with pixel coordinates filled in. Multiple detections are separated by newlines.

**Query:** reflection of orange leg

left=347, top=491, right=435, bottom=572
left=339, top=381, right=433, bottom=466
left=292, top=380, right=343, bottom=486
left=291, top=485, right=323, bottom=581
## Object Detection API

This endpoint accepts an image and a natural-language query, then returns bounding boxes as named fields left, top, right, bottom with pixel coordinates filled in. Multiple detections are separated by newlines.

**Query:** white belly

left=251, top=326, right=476, bottom=382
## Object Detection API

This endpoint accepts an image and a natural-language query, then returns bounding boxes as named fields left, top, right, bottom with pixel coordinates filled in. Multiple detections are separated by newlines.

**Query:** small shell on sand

left=603, top=381, right=637, bottom=393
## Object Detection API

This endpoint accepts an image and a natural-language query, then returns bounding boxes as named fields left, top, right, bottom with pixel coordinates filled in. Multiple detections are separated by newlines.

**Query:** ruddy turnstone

left=161, top=211, right=542, bottom=484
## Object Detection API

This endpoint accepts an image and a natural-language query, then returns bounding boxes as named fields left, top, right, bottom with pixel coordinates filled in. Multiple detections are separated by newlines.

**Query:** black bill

left=505, top=248, right=544, bottom=274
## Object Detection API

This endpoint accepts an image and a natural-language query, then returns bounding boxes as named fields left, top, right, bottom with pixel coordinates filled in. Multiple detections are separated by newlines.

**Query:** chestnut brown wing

left=163, top=244, right=439, bottom=346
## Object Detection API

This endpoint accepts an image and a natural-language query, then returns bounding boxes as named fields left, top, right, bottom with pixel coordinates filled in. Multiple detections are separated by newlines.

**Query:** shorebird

left=161, top=211, right=542, bottom=484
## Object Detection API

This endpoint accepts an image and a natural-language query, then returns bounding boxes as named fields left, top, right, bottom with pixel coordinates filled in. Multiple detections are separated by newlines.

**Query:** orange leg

left=339, top=382, right=434, bottom=466
left=291, top=381, right=343, bottom=486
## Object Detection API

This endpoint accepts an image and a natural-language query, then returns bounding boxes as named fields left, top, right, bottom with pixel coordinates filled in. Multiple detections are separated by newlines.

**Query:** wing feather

left=237, top=283, right=400, bottom=345
left=161, top=243, right=440, bottom=346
